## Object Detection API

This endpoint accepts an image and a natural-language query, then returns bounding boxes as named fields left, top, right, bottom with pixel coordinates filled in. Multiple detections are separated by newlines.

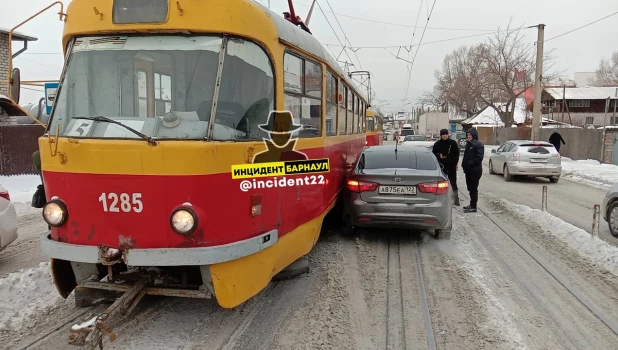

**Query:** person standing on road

left=549, top=129, right=566, bottom=153
left=432, top=129, right=460, bottom=206
left=461, top=128, right=484, bottom=213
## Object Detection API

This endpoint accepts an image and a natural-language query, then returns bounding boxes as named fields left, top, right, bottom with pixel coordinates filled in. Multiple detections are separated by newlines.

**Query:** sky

left=1, top=0, right=617, bottom=113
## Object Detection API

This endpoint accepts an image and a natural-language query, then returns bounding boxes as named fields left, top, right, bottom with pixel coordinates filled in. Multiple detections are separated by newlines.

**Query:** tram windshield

left=49, top=35, right=275, bottom=141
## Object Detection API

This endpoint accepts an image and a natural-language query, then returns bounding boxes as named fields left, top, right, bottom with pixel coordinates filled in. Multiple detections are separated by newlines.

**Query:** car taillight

left=513, top=152, right=519, bottom=157
left=347, top=180, right=378, bottom=193
left=553, top=154, right=560, bottom=158
left=418, top=181, right=449, bottom=195
left=0, top=191, right=9, bottom=201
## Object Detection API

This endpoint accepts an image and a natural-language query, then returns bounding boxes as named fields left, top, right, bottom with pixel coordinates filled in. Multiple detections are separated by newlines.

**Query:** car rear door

left=354, top=150, right=440, bottom=205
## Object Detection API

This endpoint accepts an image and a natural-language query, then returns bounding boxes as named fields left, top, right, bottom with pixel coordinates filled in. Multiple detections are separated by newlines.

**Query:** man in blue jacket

left=461, top=128, right=484, bottom=213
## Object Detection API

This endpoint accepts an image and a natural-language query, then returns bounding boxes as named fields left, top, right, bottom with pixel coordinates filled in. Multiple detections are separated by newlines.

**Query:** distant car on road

left=450, top=131, right=467, bottom=152
left=401, top=135, right=434, bottom=148
left=602, top=185, right=618, bottom=238
left=488, top=140, right=562, bottom=183
left=0, top=184, right=18, bottom=252
left=342, top=145, right=452, bottom=239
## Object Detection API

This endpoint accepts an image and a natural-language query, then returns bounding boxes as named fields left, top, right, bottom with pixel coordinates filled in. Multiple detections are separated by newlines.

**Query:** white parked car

left=0, top=184, right=18, bottom=251
left=488, top=140, right=562, bottom=183
left=401, top=135, right=435, bottom=148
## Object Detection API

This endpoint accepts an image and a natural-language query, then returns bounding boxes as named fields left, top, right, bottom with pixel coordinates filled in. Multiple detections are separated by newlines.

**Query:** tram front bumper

left=40, top=229, right=278, bottom=266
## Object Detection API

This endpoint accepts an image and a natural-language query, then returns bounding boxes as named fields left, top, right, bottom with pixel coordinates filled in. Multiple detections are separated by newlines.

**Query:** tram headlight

left=42, top=200, right=68, bottom=226
left=170, top=208, right=197, bottom=235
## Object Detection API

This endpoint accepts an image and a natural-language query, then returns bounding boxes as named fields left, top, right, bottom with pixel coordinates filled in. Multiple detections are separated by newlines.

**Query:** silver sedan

left=342, top=145, right=453, bottom=239
left=488, top=140, right=562, bottom=183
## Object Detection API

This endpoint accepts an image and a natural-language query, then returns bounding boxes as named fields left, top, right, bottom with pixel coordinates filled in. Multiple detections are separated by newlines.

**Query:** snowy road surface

left=476, top=149, right=618, bottom=245
left=4, top=201, right=618, bottom=349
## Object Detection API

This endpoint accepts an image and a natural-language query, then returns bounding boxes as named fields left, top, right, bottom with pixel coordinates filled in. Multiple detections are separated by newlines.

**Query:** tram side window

left=353, top=95, right=359, bottom=134
left=338, top=84, right=347, bottom=135
left=347, top=88, right=353, bottom=134
left=283, top=52, right=322, bottom=138
left=214, top=38, right=275, bottom=140
left=326, top=71, right=337, bottom=136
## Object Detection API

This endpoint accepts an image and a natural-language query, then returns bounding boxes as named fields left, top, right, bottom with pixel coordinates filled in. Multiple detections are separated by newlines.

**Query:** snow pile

left=0, top=175, right=40, bottom=216
left=0, top=262, right=63, bottom=332
left=497, top=199, right=618, bottom=276
left=560, top=157, right=618, bottom=188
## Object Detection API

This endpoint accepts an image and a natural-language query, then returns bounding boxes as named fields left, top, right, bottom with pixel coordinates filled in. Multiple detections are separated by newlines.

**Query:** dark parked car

left=342, top=145, right=453, bottom=239
left=450, top=131, right=467, bottom=152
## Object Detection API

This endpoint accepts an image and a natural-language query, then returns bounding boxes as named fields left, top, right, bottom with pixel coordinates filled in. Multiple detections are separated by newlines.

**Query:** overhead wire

left=403, top=0, right=438, bottom=99
left=321, top=0, right=363, bottom=70
left=321, top=32, right=493, bottom=49
left=292, top=1, right=495, bottom=32
left=313, top=0, right=358, bottom=71
left=545, top=11, right=618, bottom=42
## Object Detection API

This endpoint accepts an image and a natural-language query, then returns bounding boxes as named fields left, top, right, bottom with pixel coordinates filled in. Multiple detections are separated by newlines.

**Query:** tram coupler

left=68, top=277, right=149, bottom=349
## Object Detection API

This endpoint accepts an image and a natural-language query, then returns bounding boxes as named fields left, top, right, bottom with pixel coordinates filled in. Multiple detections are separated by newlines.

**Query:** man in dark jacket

left=461, top=128, right=484, bottom=213
left=549, top=129, right=566, bottom=153
left=432, top=129, right=460, bottom=206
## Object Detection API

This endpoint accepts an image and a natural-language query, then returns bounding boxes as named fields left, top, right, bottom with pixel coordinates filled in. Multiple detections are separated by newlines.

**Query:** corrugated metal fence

left=0, top=125, right=45, bottom=175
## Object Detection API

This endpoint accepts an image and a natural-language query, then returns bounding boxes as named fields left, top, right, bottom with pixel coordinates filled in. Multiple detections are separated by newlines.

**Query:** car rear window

left=358, top=151, right=437, bottom=170
left=400, top=129, right=415, bottom=136
left=519, top=144, right=556, bottom=154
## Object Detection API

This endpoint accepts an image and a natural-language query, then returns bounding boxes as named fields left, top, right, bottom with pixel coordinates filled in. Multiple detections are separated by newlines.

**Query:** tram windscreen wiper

left=73, top=116, right=157, bottom=145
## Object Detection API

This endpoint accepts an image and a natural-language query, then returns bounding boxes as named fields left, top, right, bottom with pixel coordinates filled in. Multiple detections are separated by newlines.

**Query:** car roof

left=506, top=140, right=553, bottom=146
left=364, top=145, right=430, bottom=154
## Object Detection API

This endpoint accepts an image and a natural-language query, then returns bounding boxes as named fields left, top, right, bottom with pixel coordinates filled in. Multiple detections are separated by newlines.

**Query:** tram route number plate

left=378, top=186, right=417, bottom=195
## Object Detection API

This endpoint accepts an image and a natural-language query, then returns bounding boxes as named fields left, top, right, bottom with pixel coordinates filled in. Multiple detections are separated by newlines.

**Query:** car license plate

left=378, top=186, right=417, bottom=195
left=530, top=158, right=547, bottom=163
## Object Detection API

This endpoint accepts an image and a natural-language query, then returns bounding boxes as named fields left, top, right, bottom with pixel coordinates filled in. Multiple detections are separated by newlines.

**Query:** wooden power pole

left=531, top=24, right=545, bottom=141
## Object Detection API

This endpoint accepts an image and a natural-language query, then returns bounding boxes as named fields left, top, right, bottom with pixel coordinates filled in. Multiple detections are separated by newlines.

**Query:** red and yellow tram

left=36, top=0, right=369, bottom=309
left=365, top=109, right=383, bottom=146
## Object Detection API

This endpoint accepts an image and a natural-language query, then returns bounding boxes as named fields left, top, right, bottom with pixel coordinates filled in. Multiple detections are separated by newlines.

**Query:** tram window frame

left=136, top=69, right=148, bottom=117
left=347, top=88, right=354, bottom=135
left=283, top=51, right=323, bottom=138
left=154, top=72, right=172, bottom=116
left=325, top=70, right=337, bottom=136
left=338, top=83, right=347, bottom=135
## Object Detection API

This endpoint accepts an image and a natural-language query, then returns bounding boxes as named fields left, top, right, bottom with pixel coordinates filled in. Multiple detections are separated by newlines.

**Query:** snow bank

left=0, top=175, right=41, bottom=216
left=496, top=199, right=618, bottom=276
left=0, top=262, right=63, bottom=332
left=560, top=157, right=618, bottom=188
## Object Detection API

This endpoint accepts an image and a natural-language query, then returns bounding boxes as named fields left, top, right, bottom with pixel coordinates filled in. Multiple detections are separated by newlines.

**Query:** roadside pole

left=531, top=24, right=545, bottom=141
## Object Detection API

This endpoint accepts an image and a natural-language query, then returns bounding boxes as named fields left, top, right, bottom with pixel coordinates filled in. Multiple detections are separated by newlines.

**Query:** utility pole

left=531, top=24, right=545, bottom=141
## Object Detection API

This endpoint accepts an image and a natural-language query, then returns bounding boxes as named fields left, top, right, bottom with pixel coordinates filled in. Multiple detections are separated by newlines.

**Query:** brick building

left=0, top=27, right=38, bottom=97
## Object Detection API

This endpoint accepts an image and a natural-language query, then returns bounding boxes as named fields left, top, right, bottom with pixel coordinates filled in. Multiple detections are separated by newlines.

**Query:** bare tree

left=592, top=51, right=618, bottom=86
left=423, top=20, right=557, bottom=126
left=419, top=46, right=483, bottom=118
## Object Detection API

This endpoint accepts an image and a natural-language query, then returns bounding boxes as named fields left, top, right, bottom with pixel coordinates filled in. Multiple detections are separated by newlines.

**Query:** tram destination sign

left=231, top=158, right=330, bottom=179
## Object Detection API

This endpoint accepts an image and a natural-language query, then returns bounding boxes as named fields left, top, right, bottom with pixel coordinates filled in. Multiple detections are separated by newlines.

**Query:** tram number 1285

left=98, top=192, right=143, bottom=213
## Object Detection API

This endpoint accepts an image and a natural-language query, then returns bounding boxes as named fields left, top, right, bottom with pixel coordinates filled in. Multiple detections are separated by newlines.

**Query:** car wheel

left=489, top=160, right=496, bottom=175
left=608, top=201, right=618, bottom=238
left=342, top=215, right=357, bottom=237
left=549, top=176, right=559, bottom=183
left=503, top=164, right=513, bottom=182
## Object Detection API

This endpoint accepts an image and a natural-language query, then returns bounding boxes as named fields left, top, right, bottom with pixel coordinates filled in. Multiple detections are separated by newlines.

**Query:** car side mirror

left=491, top=149, right=496, bottom=153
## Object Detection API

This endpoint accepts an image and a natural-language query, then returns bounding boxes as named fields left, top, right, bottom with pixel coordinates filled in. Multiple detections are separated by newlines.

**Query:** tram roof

left=254, top=3, right=367, bottom=102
